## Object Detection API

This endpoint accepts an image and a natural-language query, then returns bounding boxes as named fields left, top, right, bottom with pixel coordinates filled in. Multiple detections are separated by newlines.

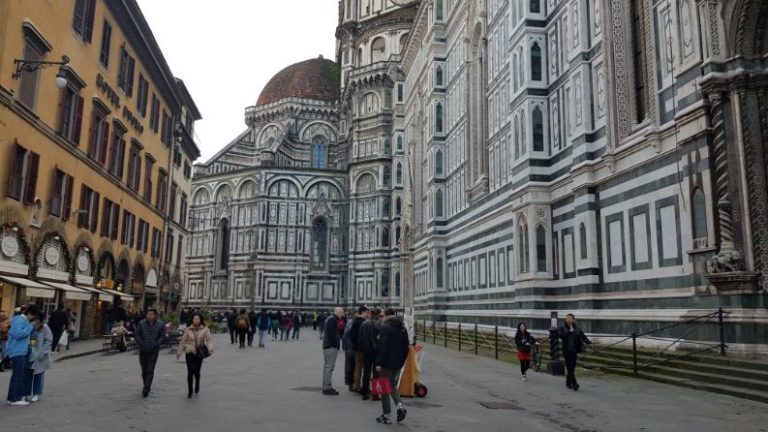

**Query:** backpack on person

left=237, top=317, right=248, bottom=330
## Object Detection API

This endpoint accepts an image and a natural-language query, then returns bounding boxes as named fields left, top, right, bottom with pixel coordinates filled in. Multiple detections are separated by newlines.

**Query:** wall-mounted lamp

left=13, top=55, right=70, bottom=89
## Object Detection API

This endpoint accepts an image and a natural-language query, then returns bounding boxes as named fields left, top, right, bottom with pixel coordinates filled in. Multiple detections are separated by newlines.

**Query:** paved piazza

left=0, top=334, right=764, bottom=432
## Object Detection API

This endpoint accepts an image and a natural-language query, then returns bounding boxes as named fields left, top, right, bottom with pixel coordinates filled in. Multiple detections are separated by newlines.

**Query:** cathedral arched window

left=435, top=0, right=444, bottom=21
left=436, top=257, right=444, bottom=288
left=436, top=65, right=444, bottom=87
left=395, top=197, right=402, bottom=215
left=518, top=217, right=530, bottom=274
left=311, top=135, right=328, bottom=169
left=513, top=53, right=519, bottom=90
left=514, top=115, right=522, bottom=158
left=395, top=225, right=401, bottom=244
left=399, top=33, right=409, bottom=54
left=395, top=271, right=401, bottom=297
left=533, top=106, right=544, bottom=152
left=397, top=135, right=404, bottom=152
left=530, top=0, right=541, bottom=14
left=383, top=164, right=392, bottom=186
left=381, top=271, right=390, bottom=297
left=371, top=37, right=386, bottom=63
left=383, top=197, right=391, bottom=218
left=630, top=0, right=648, bottom=123
left=396, top=162, right=403, bottom=184
left=381, top=226, right=390, bottom=247
left=435, top=150, right=444, bottom=176
left=215, top=218, right=230, bottom=272
left=536, top=224, right=547, bottom=272
left=531, top=42, right=542, bottom=81
left=311, top=219, right=329, bottom=272
left=435, top=189, right=444, bottom=218
left=435, top=103, right=444, bottom=133
left=693, top=188, right=708, bottom=242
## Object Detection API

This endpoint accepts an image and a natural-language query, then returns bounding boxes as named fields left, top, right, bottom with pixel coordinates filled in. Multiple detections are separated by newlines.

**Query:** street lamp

left=12, top=55, right=71, bottom=89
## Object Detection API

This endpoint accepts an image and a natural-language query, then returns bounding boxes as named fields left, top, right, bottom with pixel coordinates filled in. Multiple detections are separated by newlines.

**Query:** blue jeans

left=258, top=330, right=268, bottom=347
left=6, top=354, right=28, bottom=402
left=25, top=370, right=45, bottom=396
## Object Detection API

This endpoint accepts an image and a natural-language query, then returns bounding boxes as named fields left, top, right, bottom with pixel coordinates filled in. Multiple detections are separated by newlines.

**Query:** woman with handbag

left=559, top=313, right=592, bottom=391
left=176, top=312, right=214, bottom=398
left=514, top=322, right=536, bottom=382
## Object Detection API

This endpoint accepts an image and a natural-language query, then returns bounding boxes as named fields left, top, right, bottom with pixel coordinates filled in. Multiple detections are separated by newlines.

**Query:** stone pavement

left=0, top=331, right=765, bottom=432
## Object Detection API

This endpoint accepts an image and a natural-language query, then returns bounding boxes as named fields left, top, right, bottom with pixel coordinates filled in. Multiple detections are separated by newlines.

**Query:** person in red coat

left=514, top=322, right=536, bottom=382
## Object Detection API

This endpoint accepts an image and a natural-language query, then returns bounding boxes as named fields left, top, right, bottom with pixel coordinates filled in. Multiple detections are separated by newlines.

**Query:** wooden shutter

left=112, top=204, right=120, bottom=240
left=78, top=185, right=87, bottom=227
left=57, top=90, right=69, bottom=136
left=49, top=169, right=62, bottom=216
left=72, top=0, right=86, bottom=35
left=24, top=152, right=40, bottom=204
left=90, top=191, right=100, bottom=232
left=83, top=0, right=96, bottom=42
left=72, top=95, right=84, bottom=144
left=87, top=111, right=97, bottom=158
left=100, top=199, right=109, bottom=236
left=99, top=121, right=110, bottom=164
left=127, top=57, right=135, bottom=96
left=6, top=143, right=23, bottom=199
left=63, top=175, right=74, bottom=220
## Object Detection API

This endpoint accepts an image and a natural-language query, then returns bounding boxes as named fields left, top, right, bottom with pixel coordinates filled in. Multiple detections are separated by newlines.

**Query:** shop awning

left=101, top=289, right=137, bottom=300
left=0, top=276, right=55, bottom=299
left=76, top=285, right=112, bottom=303
left=40, top=282, right=93, bottom=302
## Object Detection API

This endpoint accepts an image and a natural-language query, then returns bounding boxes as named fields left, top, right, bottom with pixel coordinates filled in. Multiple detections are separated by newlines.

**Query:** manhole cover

left=290, top=386, right=322, bottom=392
left=407, top=401, right=443, bottom=409
left=479, top=401, right=521, bottom=410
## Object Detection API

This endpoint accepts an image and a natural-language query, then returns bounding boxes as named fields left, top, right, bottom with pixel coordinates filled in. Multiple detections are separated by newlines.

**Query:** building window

left=396, top=197, right=402, bottom=215
left=436, top=65, right=444, bottom=87
left=78, top=184, right=100, bottom=232
left=382, top=226, right=390, bottom=247
left=371, top=37, right=386, bottom=63
left=631, top=0, right=648, bottom=123
left=531, top=42, right=542, bottom=81
left=18, top=41, right=42, bottom=110
left=87, top=107, right=110, bottom=165
left=579, top=223, right=588, bottom=259
left=99, top=20, right=112, bottom=68
left=127, top=143, right=142, bottom=191
left=107, top=126, right=126, bottom=179
left=58, top=88, right=84, bottom=144
left=72, top=0, right=96, bottom=42
left=530, top=0, right=541, bottom=14
left=435, top=189, right=444, bottom=218
left=149, top=94, right=160, bottom=132
left=50, top=169, right=74, bottom=219
left=395, top=272, right=401, bottom=297
left=532, top=106, right=544, bottom=152
left=180, top=193, right=188, bottom=227
left=397, top=83, right=404, bottom=103
left=137, top=219, right=149, bottom=253
left=6, top=143, right=39, bottom=204
left=381, top=272, right=390, bottom=297
left=396, top=163, right=403, bottom=184
left=435, top=0, right=444, bottom=20
left=161, top=111, right=173, bottom=145
left=693, top=189, right=708, bottom=243
left=157, top=170, right=168, bottom=212
left=536, top=224, right=547, bottom=272
left=169, top=183, right=178, bottom=220
left=121, top=210, right=135, bottom=247
left=397, top=135, right=404, bottom=151
left=136, top=74, right=149, bottom=116
left=117, top=45, right=135, bottom=97
left=312, top=135, right=328, bottom=169
left=143, top=156, right=154, bottom=202
left=165, top=231, right=175, bottom=264
left=435, top=150, right=444, bottom=176
left=518, top=219, right=530, bottom=274
left=151, top=228, right=162, bottom=259
left=311, top=219, right=328, bottom=272
left=436, top=257, right=444, bottom=288
left=101, top=198, right=120, bottom=240
left=183, top=161, right=192, bottom=179
left=435, top=103, right=444, bottom=133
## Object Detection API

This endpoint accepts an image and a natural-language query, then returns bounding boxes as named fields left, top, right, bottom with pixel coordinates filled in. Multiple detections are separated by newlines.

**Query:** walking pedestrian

left=255, top=309, right=271, bottom=348
left=359, top=307, right=382, bottom=400
left=292, top=313, right=302, bottom=339
left=350, top=305, right=368, bottom=392
left=341, top=309, right=356, bottom=391
left=514, top=322, right=536, bottom=382
left=25, top=315, right=52, bottom=402
left=559, top=313, right=591, bottom=391
left=374, top=308, right=409, bottom=424
left=47, top=305, right=68, bottom=353
left=0, top=311, right=9, bottom=372
left=227, top=309, right=237, bottom=345
left=247, top=310, right=257, bottom=347
left=280, top=313, right=292, bottom=341
left=235, top=309, right=250, bottom=349
left=5, top=304, right=39, bottom=406
left=321, top=307, right=345, bottom=395
left=271, top=313, right=280, bottom=341
left=176, top=312, right=214, bottom=398
left=133, top=308, right=166, bottom=398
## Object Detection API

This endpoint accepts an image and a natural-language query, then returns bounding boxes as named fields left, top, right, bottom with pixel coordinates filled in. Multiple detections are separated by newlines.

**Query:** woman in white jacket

left=26, top=316, right=53, bottom=402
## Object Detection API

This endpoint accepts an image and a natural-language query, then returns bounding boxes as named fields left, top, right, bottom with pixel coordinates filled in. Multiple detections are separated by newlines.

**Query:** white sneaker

left=10, top=400, right=30, bottom=406
left=522, top=374, right=527, bottom=382
left=30, top=395, right=40, bottom=402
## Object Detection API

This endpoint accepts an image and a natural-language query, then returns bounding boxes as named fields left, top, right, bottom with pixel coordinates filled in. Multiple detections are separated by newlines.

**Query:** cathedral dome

left=256, top=57, right=341, bottom=106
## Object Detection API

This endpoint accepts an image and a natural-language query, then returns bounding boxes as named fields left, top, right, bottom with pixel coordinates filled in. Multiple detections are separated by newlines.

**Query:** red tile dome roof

left=256, top=57, right=341, bottom=106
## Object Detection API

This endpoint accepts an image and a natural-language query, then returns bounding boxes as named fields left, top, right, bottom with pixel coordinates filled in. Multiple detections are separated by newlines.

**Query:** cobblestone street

left=1, top=333, right=765, bottom=432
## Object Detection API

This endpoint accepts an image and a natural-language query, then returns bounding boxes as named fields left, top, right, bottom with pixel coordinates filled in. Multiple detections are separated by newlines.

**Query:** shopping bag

left=371, top=375, right=393, bottom=396
left=59, top=331, right=69, bottom=348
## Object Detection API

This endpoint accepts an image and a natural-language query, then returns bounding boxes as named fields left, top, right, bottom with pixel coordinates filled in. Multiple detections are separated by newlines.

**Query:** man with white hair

left=321, top=307, right=345, bottom=395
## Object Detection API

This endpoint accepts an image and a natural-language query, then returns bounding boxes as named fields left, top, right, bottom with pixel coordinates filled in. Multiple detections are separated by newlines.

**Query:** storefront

left=39, top=282, right=92, bottom=339
left=0, top=224, right=32, bottom=313
left=144, top=268, right=159, bottom=309
left=0, top=275, right=56, bottom=313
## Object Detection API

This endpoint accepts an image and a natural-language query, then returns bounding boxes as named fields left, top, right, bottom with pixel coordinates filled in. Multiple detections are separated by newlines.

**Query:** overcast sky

left=136, top=0, right=339, bottom=162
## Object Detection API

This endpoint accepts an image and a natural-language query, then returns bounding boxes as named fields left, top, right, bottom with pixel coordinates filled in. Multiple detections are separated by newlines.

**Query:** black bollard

left=548, top=311, right=564, bottom=376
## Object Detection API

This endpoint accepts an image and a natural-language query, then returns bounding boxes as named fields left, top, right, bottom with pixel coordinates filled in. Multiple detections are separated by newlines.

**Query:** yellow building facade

left=0, top=0, right=200, bottom=336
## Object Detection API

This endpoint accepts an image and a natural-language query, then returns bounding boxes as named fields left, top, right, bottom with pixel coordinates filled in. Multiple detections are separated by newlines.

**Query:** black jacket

left=48, top=309, right=69, bottom=334
left=322, top=315, right=344, bottom=350
left=376, top=317, right=410, bottom=370
left=559, top=325, right=591, bottom=354
left=134, top=319, right=166, bottom=353
left=358, top=319, right=381, bottom=355
left=350, top=316, right=366, bottom=352
left=514, top=331, right=536, bottom=352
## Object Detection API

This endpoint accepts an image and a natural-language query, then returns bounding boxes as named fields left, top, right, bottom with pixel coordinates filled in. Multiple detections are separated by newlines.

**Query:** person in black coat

left=374, top=308, right=409, bottom=425
left=322, top=308, right=346, bottom=395
left=514, top=322, right=536, bottom=381
left=48, top=305, right=68, bottom=352
left=559, top=313, right=591, bottom=391
left=350, top=305, right=368, bottom=392
left=226, top=309, right=237, bottom=344
left=359, top=307, right=382, bottom=400
left=133, top=309, right=166, bottom=398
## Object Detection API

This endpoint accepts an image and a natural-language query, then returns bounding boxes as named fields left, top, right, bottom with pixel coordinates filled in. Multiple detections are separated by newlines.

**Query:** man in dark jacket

left=227, top=309, right=237, bottom=344
left=48, top=305, right=69, bottom=352
left=321, top=307, right=345, bottom=395
left=247, top=310, right=258, bottom=347
left=350, top=305, right=368, bottom=392
left=559, top=313, right=591, bottom=391
left=133, top=308, right=166, bottom=398
left=255, top=309, right=271, bottom=348
left=359, top=307, right=382, bottom=400
left=375, top=308, right=409, bottom=424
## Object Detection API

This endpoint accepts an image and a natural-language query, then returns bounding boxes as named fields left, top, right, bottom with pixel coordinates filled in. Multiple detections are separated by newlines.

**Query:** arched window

left=371, top=37, right=386, bottom=63
left=435, top=0, right=444, bottom=20
left=395, top=197, right=402, bottom=215
left=358, top=48, right=364, bottom=66
left=399, top=33, right=409, bottom=54
left=311, top=135, right=328, bottom=169
left=536, top=224, right=547, bottom=272
left=693, top=189, right=708, bottom=241
left=530, top=0, right=541, bottom=13
left=435, top=150, right=443, bottom=176
left=396, top=162, right=403, bottom=184
left=395, top=225, right=401, bottom=244
left=381, top=271, right=390, bottom=297
left=436, top=257, right=444, bottom=288
left=435, top=103, right=444, bottom=133
left=435, top=189, right=444, bottom=218
left=382, top=227, right=390, bottom=247
left=383, top=198, right=391, bottom=218
left=436, top=65, right=444, bottom=87
left=383, top=165, right=392, bottom=186
left=531, top=42, right=542, bottom=81
left=395, top=272, right=401, bottom=297
left=580, top=223, right=588, bottom=259
left=514, top=115, right=522, bottom=157
left=513, top=53, right=519, bottom=90
left=397, top=135, right=404, bottom=151
left=518, top=218, right=530, bottom=274
left=533, top=106, right=544, bottom=152
left=216, top=218, right=230, bottom=272
left=311, top=219, right=329, bottom=272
